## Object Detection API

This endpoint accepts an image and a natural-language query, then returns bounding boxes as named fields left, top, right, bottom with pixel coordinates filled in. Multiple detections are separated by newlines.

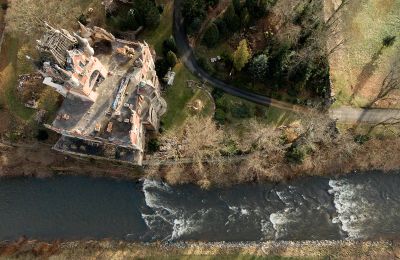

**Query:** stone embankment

left=0, top=239, right=398, bottom=259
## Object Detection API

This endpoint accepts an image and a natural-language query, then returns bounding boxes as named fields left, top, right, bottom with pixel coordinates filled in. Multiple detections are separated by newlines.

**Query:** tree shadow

left=350, top=46, right=384, bottom=100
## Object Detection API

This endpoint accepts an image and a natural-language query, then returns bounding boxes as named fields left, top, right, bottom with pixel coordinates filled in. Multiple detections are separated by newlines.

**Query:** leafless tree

left=369, top=61, right=400, bottom=106
left=160, top=116, right=224, bottom=176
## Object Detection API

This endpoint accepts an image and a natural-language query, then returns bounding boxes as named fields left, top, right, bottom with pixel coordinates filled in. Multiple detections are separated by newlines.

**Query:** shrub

left=1, top=3, right=8, bottom=10
left=214, top=108, right=226, bottom=124
left=187, top=18, right=203, bottom=35
left=202, top=23, right=220, bottom=47
left=78, top=14, right=88, bottom=26
left=382, top=36, right=396, bottom=47
left=148, top=138, right=160, bottom=153
left=163, top=36, right=177, bottom=54
left=233, top=39, right=251, bottom=71
left=232, top=104, right=250, bottom=118
left=249, top=54, right=269, bottom=81
left=354, top=134, right=370, bottom=145
left=223, top=4, right=240, bottom=32
left=197, top=57, right=215, bottom=74
left=155, top=58, right=169, bottom=78
left=157, top=4, right=164, bottom=14
left=215, top=18, right=229, bottom=39
left=286, top=146, right=305, bottom=164
left=36, top=129, right=49, bottom=141
left=166, top=51, right=178, bottom=67
left=207, top=0, right=220, bottom=7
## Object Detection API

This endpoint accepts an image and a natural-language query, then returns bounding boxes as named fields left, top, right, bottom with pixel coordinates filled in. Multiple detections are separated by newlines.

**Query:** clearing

left=326, top=0, right=400, bottom=108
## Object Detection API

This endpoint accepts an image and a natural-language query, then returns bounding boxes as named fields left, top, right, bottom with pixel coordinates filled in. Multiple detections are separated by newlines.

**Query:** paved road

left=173, top=0, right=400, bottom=123
left=330, top=107, right=400, bottom=124
left=173, top=0, right=304, bottom=113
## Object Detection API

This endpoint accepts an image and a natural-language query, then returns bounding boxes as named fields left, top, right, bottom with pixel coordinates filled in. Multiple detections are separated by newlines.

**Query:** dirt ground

left=325, top=0, right=400, bottom=108
left=0, top=141, right=142, bottom=179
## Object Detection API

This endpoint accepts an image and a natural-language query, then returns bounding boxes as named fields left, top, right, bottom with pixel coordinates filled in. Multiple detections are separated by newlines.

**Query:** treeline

left=107, top=0, right=162, bottom=31
left=195, top=0, right=331, bottom=99
left=182, top=0, right=276, bottom=44
left=202, top=0, right=277, bottom=47
left=148, top=114, right=400, bottom=188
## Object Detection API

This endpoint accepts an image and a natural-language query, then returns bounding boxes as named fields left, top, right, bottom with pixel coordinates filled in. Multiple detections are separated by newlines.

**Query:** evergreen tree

left=202, top=23, right=220, bottom=47
left=233, top=39, right=251, bottom=71
left=232, top=0, right=241, bottom=14
left=166, top=51, right=178, bottom=67
left=249, top=54, right=269, bottom=81
left=223, top=4, right=240, bottom=32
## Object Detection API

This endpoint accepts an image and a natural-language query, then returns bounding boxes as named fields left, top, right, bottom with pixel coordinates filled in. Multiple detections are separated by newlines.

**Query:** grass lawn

left=329, top=0, right=400, bottom=108
left=140, top=0, right=174, bottom=54
left=161, top=63, right=199, bottom=130
left=216, top=93, right=298, bottom=126
left=0, top=35, right=35, bottom=120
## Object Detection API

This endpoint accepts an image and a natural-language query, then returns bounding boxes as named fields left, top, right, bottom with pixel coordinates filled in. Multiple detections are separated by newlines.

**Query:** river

left=0, top=172, right=400, bottom=242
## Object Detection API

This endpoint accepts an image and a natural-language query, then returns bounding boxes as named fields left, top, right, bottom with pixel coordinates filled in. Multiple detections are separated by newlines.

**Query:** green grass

left=330, top=0, right=400, bottom=107
left=140, top=0, right=174, bottom=54
left=216, top=93, right=298, bottom=126
left=0, top=35, right=35, bottom=120
left=161, top=63, right=199, bottom=129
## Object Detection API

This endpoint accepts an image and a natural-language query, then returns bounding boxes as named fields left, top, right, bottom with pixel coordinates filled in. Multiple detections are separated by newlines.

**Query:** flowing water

left=0, top=171, right=400, bottom=241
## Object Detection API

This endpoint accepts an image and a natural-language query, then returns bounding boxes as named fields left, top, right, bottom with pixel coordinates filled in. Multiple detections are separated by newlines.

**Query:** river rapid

left=0, top=171, right=400, bottom=242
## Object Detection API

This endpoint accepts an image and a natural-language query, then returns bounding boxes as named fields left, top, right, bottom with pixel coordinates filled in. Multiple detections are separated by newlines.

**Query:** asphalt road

left=172, top=0, right=400, bottom=123
left=172, top=0, right=304, bottom=113
left=330, top=107, right=400, bottom=124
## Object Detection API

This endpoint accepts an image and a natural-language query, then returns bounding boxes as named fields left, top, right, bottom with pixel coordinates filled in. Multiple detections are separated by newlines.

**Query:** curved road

left=173, top=0, right=304, bottom=113
left=172, top=0, right=400, bottom=124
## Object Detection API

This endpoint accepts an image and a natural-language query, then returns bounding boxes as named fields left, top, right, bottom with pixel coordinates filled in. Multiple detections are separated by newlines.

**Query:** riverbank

left=0, top=141, right=143, bottom=180
left=0, top=239, right=398, bottom=259
left=1, top=138, right=400, bottom=186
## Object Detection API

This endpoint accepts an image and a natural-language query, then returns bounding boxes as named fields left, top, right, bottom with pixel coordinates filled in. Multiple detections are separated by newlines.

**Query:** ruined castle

left=38, top=22, right=167, bottom=165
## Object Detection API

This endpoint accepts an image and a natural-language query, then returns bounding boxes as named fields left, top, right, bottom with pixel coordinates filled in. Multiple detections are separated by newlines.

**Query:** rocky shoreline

left=0, top=239, right=398, bottom=259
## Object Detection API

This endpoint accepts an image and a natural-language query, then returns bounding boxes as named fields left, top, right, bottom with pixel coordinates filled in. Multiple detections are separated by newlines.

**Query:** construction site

left=37, top=22, right=167, bottom=165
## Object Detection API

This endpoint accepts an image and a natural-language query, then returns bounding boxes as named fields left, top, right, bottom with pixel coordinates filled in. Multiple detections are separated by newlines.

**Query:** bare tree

left=160, top=116, right=224, bottom=176
left=369, top=61, right=400, bottom=106
left=235, top=120, right=287, bottom=181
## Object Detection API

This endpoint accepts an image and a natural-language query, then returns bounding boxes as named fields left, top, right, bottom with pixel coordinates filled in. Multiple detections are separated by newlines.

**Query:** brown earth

left=0, top=141, right=142, bottom=179
left=325, top=0, right=400, bottom=108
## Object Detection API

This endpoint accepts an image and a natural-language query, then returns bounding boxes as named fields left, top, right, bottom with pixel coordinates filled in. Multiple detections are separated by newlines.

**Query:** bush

left=166, top=51, right=178, bottom=67
left=187, top=17, right=203, bottom=35
left=132, top=0, right=161, bottom=29
left=1, top=3, right=8, bottom=10
left=197, top=57, right=215, bottom=74
left=36, top=129, right=49, bottom=141
left=214, top=108, right=226, bottom=124
left=231, top=104, right=250, bottom=118
left=148, top=138, right=161, bottom=153
left=157, top=4, right=164, bottom=13
left=207, top=0, right=220, bottom=7
left=202, top=23, right=220, bottom=47
left=215, top=18, right=229, bottom=39
left=183, top=0, right=206, bottom=33
left=78, top=14, right=88, bottom=26
left=163, top=36, right=178, bottom=54
left=382, top=35, right=396, bottom=47
left=233, top=39, right=251, bottom=71
left=286, top=146, right=305, bottom=164
left=223, top=4, right=240, bottom=32
left=354, top=134, right=370, bottom=145
left=249, top=54, right=269, bottom=81
left=155, top=58, right=169, bottom=78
